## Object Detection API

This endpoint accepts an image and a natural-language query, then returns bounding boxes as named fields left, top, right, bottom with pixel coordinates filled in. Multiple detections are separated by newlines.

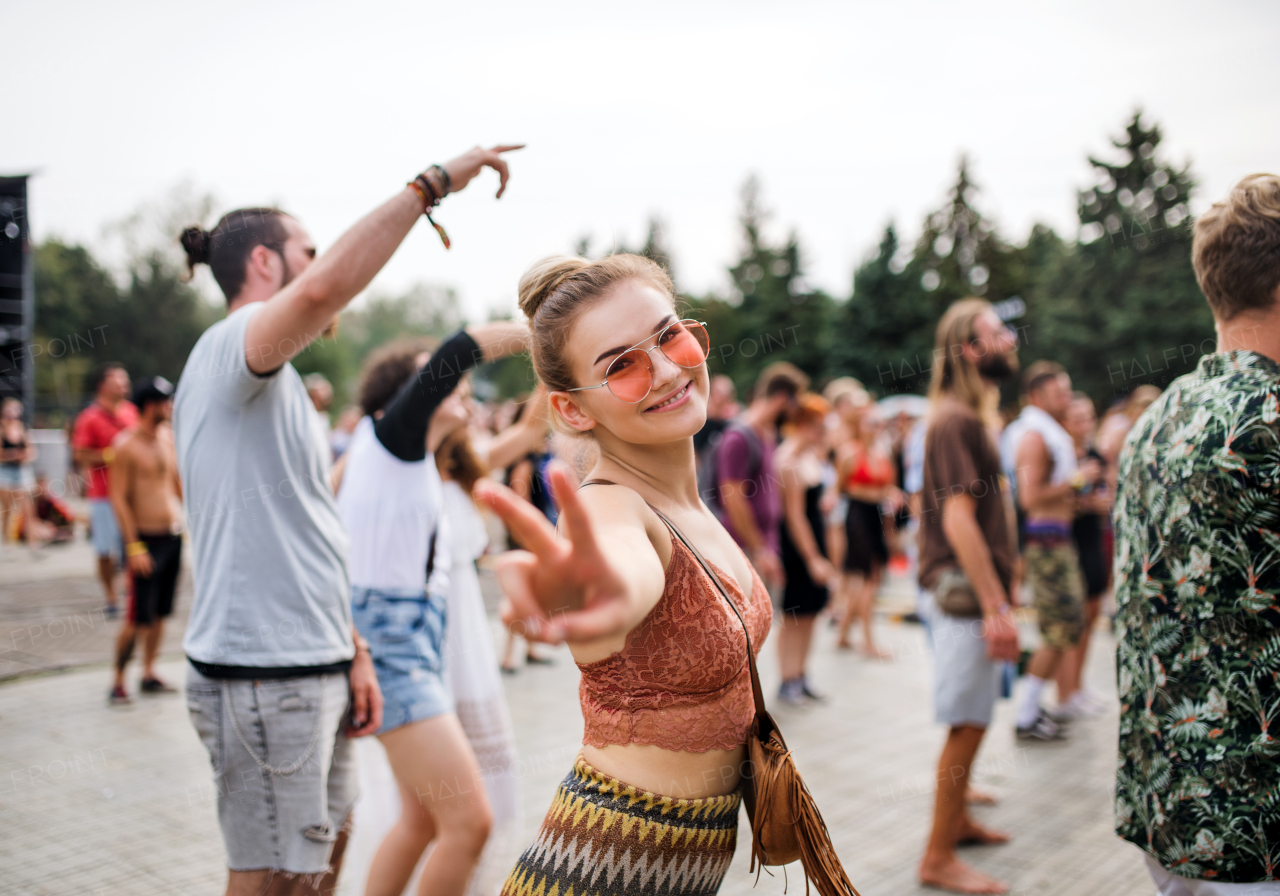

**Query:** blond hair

left=822, top=376, right=869, bottom=408
left=1193, top=173, right=1280, bottom=321
left=928, top=297, right=998, bottom=424
left=518, top=254, right=676, bottom=395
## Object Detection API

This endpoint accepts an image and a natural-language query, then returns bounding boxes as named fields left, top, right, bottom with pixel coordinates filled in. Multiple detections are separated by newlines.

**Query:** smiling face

left=548, top=279, right=709, bottom=446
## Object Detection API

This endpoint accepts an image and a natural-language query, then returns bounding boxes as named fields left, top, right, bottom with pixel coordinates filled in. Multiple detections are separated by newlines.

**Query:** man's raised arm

left=245, top=145, right=522, bottom=374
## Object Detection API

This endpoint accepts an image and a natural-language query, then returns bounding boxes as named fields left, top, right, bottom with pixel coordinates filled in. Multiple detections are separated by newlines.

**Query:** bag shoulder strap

left=579, top=478, right=767, bottom=719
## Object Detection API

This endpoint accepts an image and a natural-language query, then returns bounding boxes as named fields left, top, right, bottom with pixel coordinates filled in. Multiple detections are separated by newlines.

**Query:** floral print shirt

left=1114, top=350, right=1280, bottom=883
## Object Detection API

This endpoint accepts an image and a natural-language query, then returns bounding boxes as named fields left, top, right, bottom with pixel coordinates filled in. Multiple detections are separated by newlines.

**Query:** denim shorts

left=350, top=586, right=452, bottom=735
left=185, top=666, right=357, bottom=874
left=0, top=464, right=34, bottom=490
left=89, top=498, right=124, bottom=559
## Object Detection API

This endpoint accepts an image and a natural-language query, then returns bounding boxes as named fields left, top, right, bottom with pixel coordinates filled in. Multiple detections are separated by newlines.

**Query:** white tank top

left=337, top=416, right=449, bottom=593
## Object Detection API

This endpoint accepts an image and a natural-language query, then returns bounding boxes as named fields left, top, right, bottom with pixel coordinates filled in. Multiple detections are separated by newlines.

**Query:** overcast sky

left=7, top=0, right=1278, bottom=317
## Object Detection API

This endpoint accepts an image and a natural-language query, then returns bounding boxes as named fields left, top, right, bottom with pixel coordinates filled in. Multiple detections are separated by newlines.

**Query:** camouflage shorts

left=1024, top=539, right=1085, bottom=649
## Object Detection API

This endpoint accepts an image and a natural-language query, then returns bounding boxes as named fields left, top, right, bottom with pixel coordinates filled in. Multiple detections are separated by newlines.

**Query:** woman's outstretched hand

left=476, top=463, right=635, bottom=644
left=442, top=145, right=525, bottom=198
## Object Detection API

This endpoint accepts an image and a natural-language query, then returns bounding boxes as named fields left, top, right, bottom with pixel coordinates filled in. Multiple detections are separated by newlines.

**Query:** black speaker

left=0, top=175, right=33, bottom=424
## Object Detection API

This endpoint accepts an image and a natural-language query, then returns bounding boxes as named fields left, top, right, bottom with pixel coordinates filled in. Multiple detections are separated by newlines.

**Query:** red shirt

left=72, top=401, right=138, bottom=498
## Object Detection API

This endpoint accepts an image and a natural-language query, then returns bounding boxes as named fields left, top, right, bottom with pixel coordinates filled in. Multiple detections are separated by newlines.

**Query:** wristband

left=353, top=634, right=371, bottom=655
left=126, top=541, right=148, bottom=558
left=406, top=172, right=452, bottom=250
left=429, top=164, right=451, bottom=195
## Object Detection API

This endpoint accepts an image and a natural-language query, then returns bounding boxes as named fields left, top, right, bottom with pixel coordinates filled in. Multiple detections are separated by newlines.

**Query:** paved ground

left=1, top=540, right=192, bottom=681
left=0, top=549, right=1154, bottom=896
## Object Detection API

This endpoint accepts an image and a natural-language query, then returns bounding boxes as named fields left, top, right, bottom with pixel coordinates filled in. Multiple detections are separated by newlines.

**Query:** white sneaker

left=1048, top=701, right=1082, bottom=723
left=1069, top=689, right=1108, bottom=716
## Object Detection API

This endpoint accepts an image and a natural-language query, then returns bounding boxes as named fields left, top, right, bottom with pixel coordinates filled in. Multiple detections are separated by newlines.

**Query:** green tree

left=831, top=222, right=930, bottom=395
left=835, top=159, right=1030, bottom=398
left=690, top=177, right=834, bottom=394
left=31, top=239, right=216, bottom=424
left=1025, top=111, right=1210, bottom=405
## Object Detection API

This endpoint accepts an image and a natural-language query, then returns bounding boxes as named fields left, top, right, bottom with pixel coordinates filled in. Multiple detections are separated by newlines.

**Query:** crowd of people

left=10, top=148, right=1279, bottom=896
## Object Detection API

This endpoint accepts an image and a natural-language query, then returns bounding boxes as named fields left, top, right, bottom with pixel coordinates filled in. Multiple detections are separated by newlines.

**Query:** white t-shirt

left=336, top=417, right=451, bottom=594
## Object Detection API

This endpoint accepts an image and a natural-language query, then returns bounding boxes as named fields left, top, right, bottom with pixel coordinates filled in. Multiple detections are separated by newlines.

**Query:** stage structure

left=0, top=175, right=34, bottom=424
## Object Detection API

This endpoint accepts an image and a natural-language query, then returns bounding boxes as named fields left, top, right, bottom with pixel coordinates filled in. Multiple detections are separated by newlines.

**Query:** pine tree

left=834, top=159, right=1024, bottom=397
left=1027, top=111, right=1211, bottom=404
left=690, top=177, right=833, bottom=394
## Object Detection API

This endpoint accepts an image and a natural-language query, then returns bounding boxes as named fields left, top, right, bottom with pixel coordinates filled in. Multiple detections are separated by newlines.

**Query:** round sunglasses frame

left=565, top=319, right=710, bottom=404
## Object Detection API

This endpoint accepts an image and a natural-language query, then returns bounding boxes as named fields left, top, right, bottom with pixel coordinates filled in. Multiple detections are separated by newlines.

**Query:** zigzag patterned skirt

left=500, top=754, right=741, bottom=895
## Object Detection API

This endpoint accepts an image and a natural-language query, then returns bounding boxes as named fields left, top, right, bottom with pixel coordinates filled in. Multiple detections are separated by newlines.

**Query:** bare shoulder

left=113, top=432, right=144, bottom=464
left=573, top=481, right=673, bottom=568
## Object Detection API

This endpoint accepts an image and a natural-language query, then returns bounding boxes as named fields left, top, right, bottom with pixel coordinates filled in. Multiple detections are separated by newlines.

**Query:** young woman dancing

left=478, top=255, right=773, bottom=894
left=335, top=322, right=527, bottom=896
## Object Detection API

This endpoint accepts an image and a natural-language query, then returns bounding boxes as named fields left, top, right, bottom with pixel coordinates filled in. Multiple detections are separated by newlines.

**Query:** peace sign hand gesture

left=441, top=144, right=525, bottom=198
left=476, top=463, right=657, bottom=645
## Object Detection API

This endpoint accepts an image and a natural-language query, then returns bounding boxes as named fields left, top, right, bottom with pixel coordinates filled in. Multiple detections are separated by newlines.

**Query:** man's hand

left=442, top=145, right=525, bottom=198
left=1078, top=457, right=1103, bottom=484
left=127, top=551, right=154, bottom=577
left=346, top=648, right=383, bottom=737
left=983, top=609, right=1020, bottom=662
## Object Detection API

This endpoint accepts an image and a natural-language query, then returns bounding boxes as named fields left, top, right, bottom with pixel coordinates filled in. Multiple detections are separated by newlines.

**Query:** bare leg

left=859, top=565, right=891, bottom=659
left=141, top=622, right=164, bottom=680
left=835, top=572, right=863, bottom=648
left=226, top=869, right=271, bottom=896
left=500, top=629, right=519, bottom=672
left=778, top=612, right=818, bottom=681
left=919, top=725, right=1008, bottom=894
left=367, top=713, right=493, bottom=896
left=306, top=819, right=351, bottom=896
left=0, top=488, right=13, bottom=543
left=1054, top=598, right=1100, bottom=705
left=113, top=621, right=137, bottom=691
left=98, top=555, right=119, bottom=610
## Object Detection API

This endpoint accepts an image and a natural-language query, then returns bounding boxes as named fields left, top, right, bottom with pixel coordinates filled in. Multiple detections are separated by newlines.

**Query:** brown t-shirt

left=917, top=398, right=1015, bottom=593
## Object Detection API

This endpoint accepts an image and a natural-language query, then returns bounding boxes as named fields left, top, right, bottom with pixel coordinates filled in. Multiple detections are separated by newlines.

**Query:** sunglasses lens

left=662, top=321, right=710, bottom=368
left=606, top=349, right=654, bottom=402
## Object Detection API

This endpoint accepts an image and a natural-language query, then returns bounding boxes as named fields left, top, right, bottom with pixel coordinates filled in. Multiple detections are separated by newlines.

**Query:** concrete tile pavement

left=0, top=567, right=1154, bottom=895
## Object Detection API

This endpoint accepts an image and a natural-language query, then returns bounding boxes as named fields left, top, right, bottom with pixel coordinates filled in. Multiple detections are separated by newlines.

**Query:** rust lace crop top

left=576, top=535, right=773, bottom=752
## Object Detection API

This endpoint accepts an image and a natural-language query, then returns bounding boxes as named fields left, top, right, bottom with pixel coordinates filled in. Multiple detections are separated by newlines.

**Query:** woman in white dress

left=435, top=384, right=550, bottom=894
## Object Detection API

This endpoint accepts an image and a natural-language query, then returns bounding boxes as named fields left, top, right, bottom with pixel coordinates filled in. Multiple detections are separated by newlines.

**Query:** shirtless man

left=108, top=377, right=183, bottom=705
left=1005, top=361, right=1100, bottom=739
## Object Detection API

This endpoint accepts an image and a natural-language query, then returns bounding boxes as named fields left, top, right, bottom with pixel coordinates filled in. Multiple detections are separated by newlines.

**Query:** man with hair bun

left=1113, top=173, right=1280, bottom=891
left=173, top=144, right=521, bottom=896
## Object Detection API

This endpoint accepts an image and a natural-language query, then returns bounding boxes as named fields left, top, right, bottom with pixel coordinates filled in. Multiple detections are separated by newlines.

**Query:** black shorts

left=129, top=533, right=182, bottom=625
left=1072, top=514, right=1109, bottom=598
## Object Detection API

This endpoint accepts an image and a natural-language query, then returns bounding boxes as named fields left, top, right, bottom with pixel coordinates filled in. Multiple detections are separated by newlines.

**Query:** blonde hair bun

left=517, top=255, right=590, bottom=320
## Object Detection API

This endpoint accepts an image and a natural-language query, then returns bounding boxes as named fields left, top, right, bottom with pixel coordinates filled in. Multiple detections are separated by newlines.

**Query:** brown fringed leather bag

left=583, top=480, right=859, bottom=895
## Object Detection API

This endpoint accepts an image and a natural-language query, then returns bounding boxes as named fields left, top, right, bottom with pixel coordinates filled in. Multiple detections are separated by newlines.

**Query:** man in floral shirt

left=1114, top=173, right=1280, bottom=891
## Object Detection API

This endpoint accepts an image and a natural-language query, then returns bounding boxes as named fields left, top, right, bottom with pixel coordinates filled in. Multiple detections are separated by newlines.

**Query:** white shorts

left=926, top=593, right=1000, bottom=728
